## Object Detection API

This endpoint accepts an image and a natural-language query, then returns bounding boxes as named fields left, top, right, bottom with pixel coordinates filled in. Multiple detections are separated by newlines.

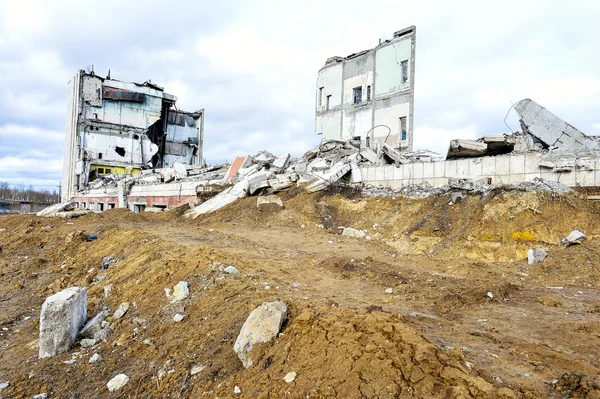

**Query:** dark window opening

left=353, top=87, right=362, bottom=104
left=108, top=203, right=115, bottom=209
left=318, top=87, right=324, bottom=106
left=97, top=167, right=104, bottom=174
left=326, top=95, right=331, bottom=110
left=105, top=168, right=111, bottom=175
left=98, top=153, right=102, bottom=159
left=401, top=60, right=409, bottom=83
left=115, top=146, right=126, bottom=157
left=133, top=134, right=139, bottom=140
left=133, top=204, right=146, bottom=213
left=97, top=203, right=104, bottom=211
left=367, top=85, right=371, bottom=101
left=400, top=117, right=407, bottom=141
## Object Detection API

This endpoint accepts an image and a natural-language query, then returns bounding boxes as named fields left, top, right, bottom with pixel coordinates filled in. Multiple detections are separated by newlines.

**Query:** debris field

left=1, top=187, right=600, bottom=398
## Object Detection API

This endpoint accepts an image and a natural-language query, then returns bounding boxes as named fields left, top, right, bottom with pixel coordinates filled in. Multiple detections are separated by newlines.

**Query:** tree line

left=0, top=182, right=60, bottom=203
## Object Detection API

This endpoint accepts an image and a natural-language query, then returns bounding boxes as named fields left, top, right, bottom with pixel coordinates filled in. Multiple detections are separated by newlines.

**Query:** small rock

left=33, top=393, right=48, bottom=399
left=89, top=353, right=102, bottom=363
left=101, top=256, right=118, bottom=270
left=527, top=248, right=547, bottom=265
left=0, top=381, right=8, bottom=389
left=172, top=281, right=189, bottom=301
left=107, top=374, right=129, bottom=392
left=113, top=302, right=130, bottom=319
left=257, top=195, right=283, bottom=212
left=224, top=266, right=241, bottom=277
left=173, top=314, right=185, bottom=322
left=80, top=311, right=108, bottom=338
left=486, top=292, right=494, bottom=299
left=385, top=288, right=394, bottom=294
left=164, top=288, right=171, bottom=298
left=342, top=227, right=366, bottom=239
left=234, top=301, right=287, bottom=368
left=561, top=230, right=587, bottom=246
left=103, top=284, right=112, bottom=297
left=94, top=328, right=113, bottom=341
left=283, top=371, right=297, bottom=383
left=234, top=385, right=242, bottom=394
left=80, top=338, right=97, bottom=348
left=190, top=364, right=205, bottom=375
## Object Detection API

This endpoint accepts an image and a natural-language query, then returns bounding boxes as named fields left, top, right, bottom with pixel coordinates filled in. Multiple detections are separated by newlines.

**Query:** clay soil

left=0, top=190, right=599, bottom=398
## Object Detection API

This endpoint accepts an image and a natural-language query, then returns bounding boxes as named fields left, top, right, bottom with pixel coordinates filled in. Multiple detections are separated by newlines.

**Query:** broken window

left=97, top=167, right=104, bottom=174
left=401, top=60, right=408, bottom=83
left=318, top=87, right=324, bottom=106
left=353, top=87, right=362, bottom=104
left=400, top=117, right=407, bottom=141
left=367, top=85, right=371, bottom=101
left=115, top=146, right=126, bottom=157
left=326, top=95, right=331, bottom=110
left=97, top=203, right=104, bottom=211
left=108, top=203, right=115, bottom=209
left=105, top=168, right=111, bottom=175
left=98, top=153, right=102, bottom=159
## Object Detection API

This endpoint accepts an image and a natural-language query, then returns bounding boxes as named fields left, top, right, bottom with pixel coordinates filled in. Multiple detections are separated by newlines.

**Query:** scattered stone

left=385, top=288, right=394, bottom=294
left=107, top=374, right=129, bottom=392
left=112, top=302, right=130, bottom=319
left=234, top=301, right=288, bottom=368
left=101, top=256, right=118, bottom=270
left=257, top=195, right=283, bottom=212
left=103, top=284, right=113, bottom=297
left=486, top=292, right=494, bottom=299
left=283, top=371, right=297, bottom=383
left=89, top=353, right=102, bottom=363
left=190, top=364, right=205, bottom=375
left=0, top=382, right=8, bottom=389
left=172, top=281, right=189, bottom=301
left=173, top=314, right=185, bottom=322
left=224, top=266, right=241, bottom=276
left=561, top=230, right=587, bottom=247
left=80, top=338, right=97, bottom=348
left=39, top=287, right=87, bottom=358
left=342, top=227, right=366, bottom=239
left=527, top=248, right=548, bottom=265
left=164, top=288, right=171, bottom=298
left=80, top=311, right=108, bottom=338
left=234, top=385, right=242, bottom=394
left=33, top=394, right=48, bottom=399
left=93, top=328, right=112, bottom=341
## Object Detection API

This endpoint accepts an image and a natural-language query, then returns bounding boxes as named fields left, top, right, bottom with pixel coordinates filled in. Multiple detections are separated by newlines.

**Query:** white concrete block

left=481, top=157, right=496, bottom=174
left=540, top=171, right=559, bottom=182
left=525, top=173, right=541, bottom=182
left=433, top=161, right=445, bottom=178
left=444, top=160, right=457, bottom=177
left=509, top=155, right=525, bottom=174
left=39, top=287, right=87, bottom=358
left=422, top=163, right=434, bottom=179
left=412, top=163, right=424, bottom=179
left=456, top=159, right=469, bottom=176
left=384, top=166, right=395, bottom=180
left=468, top=159, right=482, bottom=176
left=393, top=165, right=403, bottom=180
left=558, top=172, right=576, bottom=186
left=524, top=153, right=541, bottom=173
left=495, top=156, right=511, bottom=175
left=509, top=174, right=525, bottom=184
left=375, top=167, right=385, bottom=181
left=575, top=171, right=595, bottom=187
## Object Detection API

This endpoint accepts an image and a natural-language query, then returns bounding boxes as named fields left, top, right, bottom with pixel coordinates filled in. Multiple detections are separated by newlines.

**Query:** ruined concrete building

left=315, top=26, right=416, bottom=152
left=61, top=69, right=204, bottom=202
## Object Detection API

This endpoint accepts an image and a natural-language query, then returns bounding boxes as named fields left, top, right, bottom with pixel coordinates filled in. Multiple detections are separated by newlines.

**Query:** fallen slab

left=234, top=301, right=288, bottom=368
left=36, top=201, right=76, bottom=217
left=306, top=162, right=352, bottom=193
left=184, top=180, right=249, bottom=219
left=257, top=196, right=283, bottom=212
left=527, top=248, right=548, bottom=265
left=39, top=287, right=87, bottom=358
left=447, top=139, right=487, bottom=159
left=561, top=230, right=587, bottom=247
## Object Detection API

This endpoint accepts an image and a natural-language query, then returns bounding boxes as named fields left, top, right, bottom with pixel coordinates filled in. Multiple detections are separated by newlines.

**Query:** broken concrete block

left=294, top=160, right=308, bottom=173
left=306, top=162, right=351, bottom=193
left=257, top=196, right=283, bottom=212
left=342, top=227, right=366, bottom=239
left=515, top=99, right=599, bottom=151
left=359, top=147, right=379, bottom=164
left=308, top=158, right=329, bottom=171
left=80, top=311, right=108, bottom=339
left=381, top=143, right=404, bottom=163
left=39, top=287, right=87, bottom=358
left=447, top=139, right=487, bottom=159
left=80, top=338, right=97, bottom=348
left=172, top=162, right=187, bottom=179
left=270, top=154, right=290, bottom=173
left=160, top=168, right=176, bottom=183
left=112, top=302, right=130, bottom=319
left=527, top=248, right=548, bottom=265
left=248, top=180, right=271, bottom=195
left=172, top=281, right=189, bottom=301
left=224, top=266, right=241, bottom=276
left=350, top=163, right=362, bottom=183
left=184, top=180, right=249, bottom=218
left=36, top=201, right=76, bottom=217
left=234, top=301, right=287, bottom=368
left=225, top=156, right=253, bottom=181
left=253, top=151, right=276, bottom=166
left=561, top=230, right=587, bottom=247
left=448, top=177, right=489, bottom=191
left=107, top=374, right=129, bottom=392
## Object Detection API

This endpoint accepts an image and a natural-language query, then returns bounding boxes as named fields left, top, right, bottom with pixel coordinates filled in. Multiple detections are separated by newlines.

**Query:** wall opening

left=401, top=60, right=409, bottom=83
left=400, top=117, right=407, bottom=141
left=366, top=85, right=371, bottom=101
left=108, top=203, right=115, bottom=209
left=98, top=153, right=102, bottom=159
left=326, top=95, right=331, bottom=110
left=115, top=146, right=126, bottom=157
left=97, top=203, right=104, bottom=211
left=318, top=87, right=324, bottom=106
left=353, top=87, right=362, bottom=104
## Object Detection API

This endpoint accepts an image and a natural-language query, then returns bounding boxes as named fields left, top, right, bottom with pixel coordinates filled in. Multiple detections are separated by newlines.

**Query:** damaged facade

left=61, top=69, right=204, bottom=202
left=315, top=26, right=416, bottom=152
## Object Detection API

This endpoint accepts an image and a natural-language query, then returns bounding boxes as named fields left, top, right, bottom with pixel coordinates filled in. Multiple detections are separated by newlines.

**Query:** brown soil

left=0, top=190, right=599, bottom=398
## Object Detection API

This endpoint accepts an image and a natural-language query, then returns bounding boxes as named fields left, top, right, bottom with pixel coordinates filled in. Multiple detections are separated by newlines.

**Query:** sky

left=1, top=0, right=599, bottom=190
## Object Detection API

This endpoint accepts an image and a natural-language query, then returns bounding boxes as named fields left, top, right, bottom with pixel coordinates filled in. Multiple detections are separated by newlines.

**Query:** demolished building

left=61, top=69, right=204, bottom=202
left=315, top=26, right=416, bottom=152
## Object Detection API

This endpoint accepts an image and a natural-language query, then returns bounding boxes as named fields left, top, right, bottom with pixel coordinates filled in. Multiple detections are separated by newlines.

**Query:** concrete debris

left=80, top=338, right=97, bottom=348
left=80, top=311, right=108, bottom=338
left=89, top=353, right=102, bottom=363
left=306, top=162, right=352, bottom=193
left=283, top=371, right=297, bottom=383
left=107, top=374, right=129, bottom=392
left=184, top=180, right=249, bottom=218
left=224, top=265, right=241, bottom=276
left=36, top=201, right=76, bottom=217
left=234, top=301, right=288, bottom=368
left=101, top=256, right=118, bottom=270
left=234, top=385, right=242, bottom=394
left=527, top=248, right=548, bottom=265
left=172, top=281, right=190, bottom=301
left=33, top=394, right=48, bottom=399
left=271, top=154, right=290, bottom=173
left=342, top=227, right=367, bottom=239
left=173, top=314, right=185, bottom=322
left=561, top=230, right=587, bottom=247
left=112, top=302, right=130, bottom=319
left=191, top=364, right=206, bottom=375
left=385, top=288, right=394, bottom=294
left=0, top=382, right=8, bottom=389
left=39, top=287, right=87, bottom=358
left=447, top=139, right=487, bottom=159
left=257, top=196, right=283, bottom=212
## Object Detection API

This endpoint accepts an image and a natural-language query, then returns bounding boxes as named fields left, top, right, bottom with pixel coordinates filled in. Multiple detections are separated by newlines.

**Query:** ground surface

left=0, top=189, right=599, bottom=398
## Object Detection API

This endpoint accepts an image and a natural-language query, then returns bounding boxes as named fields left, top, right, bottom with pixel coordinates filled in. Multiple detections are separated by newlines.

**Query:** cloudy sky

left=1, top=0, right=599, bottom=190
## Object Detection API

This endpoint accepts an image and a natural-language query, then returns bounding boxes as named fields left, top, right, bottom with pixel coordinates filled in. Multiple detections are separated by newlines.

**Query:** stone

left=234, top=385, right=242, bottom=394
left=80, top=311, right=108, bottom=338
left=101, top=256, right=118, bottom=270
left=94, top=328, right=113, bottom=341
left=224, top=266, right=241, bottom=276
left=190, top=364, right=205, bottom=375
left=257, top=195, right=283, bottom=212
left=80, top=338, right=97, bottom=348
left=527, top=248, right=548, bottom=265
left=385, top=288, right=394, bottom=294
left=107, top=374, right=129, bottom=392
left=561, top=230, right=587, bottom=247
left=446, top=139, right=487, bottom=159
left=89, top=353, right=102, bottom=363
left=172, top=281, right=189, bottom=301
left=234, top=301, right=288, bottom=368
left=112, top=302, right=130, bottom=319
left=173, top=314, right=185, bottom=322
left=283, top=371, right=297, bottom=383
left=342, top=227, right=366, bottom=239
left=103, top=284, right=113, bottom=297
left=0, top=382, right=8, bottom=389
left=33, top=394, right=48, bottom=399
left=39, top=287, right=87, bottom=358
